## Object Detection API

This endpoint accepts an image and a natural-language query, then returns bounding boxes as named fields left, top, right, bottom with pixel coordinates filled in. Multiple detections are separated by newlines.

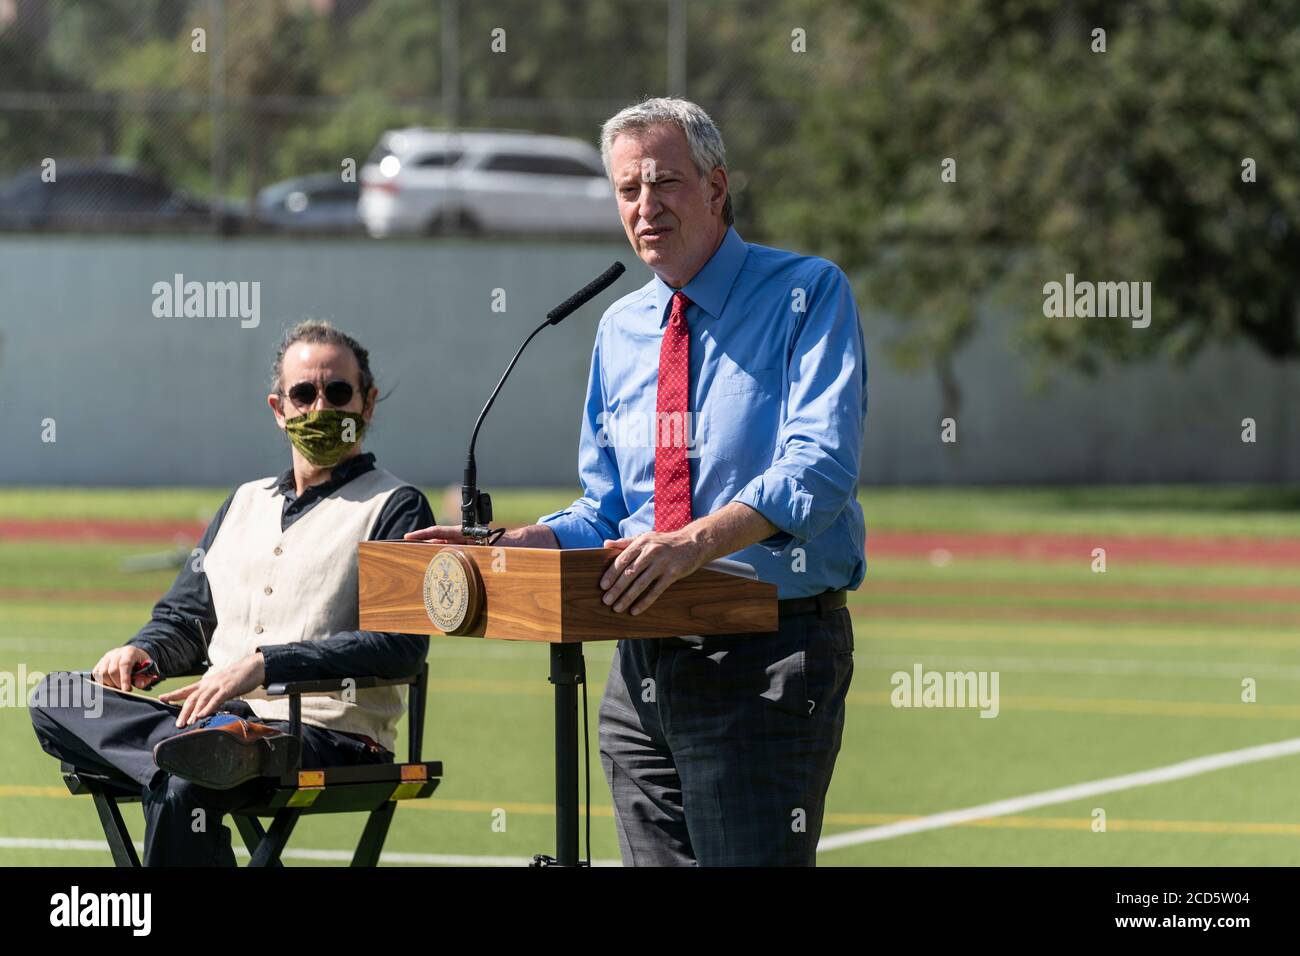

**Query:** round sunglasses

left=285, top=379, right=358, bottom=409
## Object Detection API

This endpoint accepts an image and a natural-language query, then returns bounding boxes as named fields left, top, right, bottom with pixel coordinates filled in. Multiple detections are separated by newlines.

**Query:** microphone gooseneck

left=461, top=261, right=627, bottom=540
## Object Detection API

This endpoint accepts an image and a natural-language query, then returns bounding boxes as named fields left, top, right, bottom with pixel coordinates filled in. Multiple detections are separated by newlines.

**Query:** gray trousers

left=599, top=606, right=854, bottom=866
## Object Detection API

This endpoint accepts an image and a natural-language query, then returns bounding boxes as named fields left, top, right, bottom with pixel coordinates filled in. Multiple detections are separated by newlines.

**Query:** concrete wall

left=1, top=235, right=1296, bottom=488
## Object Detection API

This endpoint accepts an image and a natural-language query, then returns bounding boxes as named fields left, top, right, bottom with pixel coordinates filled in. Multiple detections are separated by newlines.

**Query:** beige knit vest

left=204, top=466, right=412, bottom=753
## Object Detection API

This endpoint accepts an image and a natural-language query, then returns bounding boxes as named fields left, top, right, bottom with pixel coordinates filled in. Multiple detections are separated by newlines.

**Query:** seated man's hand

left=92, top=645, right=151, bottom=692
left=161, top=652, right=266, bottom=728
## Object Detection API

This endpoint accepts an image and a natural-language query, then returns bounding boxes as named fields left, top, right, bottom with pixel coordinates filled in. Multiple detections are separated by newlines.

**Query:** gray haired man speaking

left=407, top=97, right=868, bottom=865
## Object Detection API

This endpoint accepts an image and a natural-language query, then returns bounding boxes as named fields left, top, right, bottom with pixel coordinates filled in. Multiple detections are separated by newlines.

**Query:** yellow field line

left=400, top=797, right=615, bottom=816
left=4, top=673, right=1290, bottom=722
left=10, top=675, right=1288, bottom=719
left=381, top=802, right=1300, bottom=835
left=848, top=691, right=1300, bottom=719
left=820, top=811, right=1300, bottom=836
left=856, top=621, right=1300, bottom=648
left=0, top=787, right=618, bottom=817
left=425, top=677, right=556, bottom=696
left=4, top=784, right=1296, bottom=837
left=0, top=785, right=71, bottom=798
left=421, top=679, right=1300, bottom=719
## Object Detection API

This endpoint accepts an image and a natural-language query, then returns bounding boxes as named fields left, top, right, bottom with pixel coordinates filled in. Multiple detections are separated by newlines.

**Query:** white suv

left=359, top=128, right=619, bottom=237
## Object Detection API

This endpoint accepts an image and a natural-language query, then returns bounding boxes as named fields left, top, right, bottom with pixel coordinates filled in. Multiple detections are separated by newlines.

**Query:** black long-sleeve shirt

left=127, top=452, right=434, bottom=685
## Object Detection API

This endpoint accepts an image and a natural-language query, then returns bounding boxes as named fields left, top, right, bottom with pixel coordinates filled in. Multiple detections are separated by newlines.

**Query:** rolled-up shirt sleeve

left=538, top=319, right=628, bottom=548
left=733, top=265, right=867, bottom=545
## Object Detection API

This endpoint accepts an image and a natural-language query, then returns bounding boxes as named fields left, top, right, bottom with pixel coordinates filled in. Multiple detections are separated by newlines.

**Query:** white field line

left=0, top=837, right=621, bottom=867
left=11, top=731, right=1300, bottom=865
left=818, top=735, right=1300, bottom=852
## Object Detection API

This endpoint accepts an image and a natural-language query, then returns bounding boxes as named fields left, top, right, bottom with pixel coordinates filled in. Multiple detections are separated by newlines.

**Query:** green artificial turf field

left=2, top=485, right=1298, bottom=866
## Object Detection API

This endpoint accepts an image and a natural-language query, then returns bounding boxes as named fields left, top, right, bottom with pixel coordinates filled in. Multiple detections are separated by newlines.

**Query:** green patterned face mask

left=282, top=408, right=366, bottom=467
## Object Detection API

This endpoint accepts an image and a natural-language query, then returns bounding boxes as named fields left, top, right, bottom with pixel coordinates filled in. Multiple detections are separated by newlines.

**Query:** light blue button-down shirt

left=539, top=226, right=867, bottom=598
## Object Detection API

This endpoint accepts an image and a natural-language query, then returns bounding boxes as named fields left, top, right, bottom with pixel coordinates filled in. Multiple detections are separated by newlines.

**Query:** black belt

left=777, top=589, right=848, bottom=618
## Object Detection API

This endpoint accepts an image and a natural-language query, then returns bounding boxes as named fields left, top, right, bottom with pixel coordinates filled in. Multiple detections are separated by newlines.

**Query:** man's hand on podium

left=599, top=503, right=779, bottom=615
left=401, top=505, right=778, bottom=615
left=403, top=523, right=560, bottom=548
left=600, top=531, right=708, bottom=616
left=403, top=524, right=473, bottom=545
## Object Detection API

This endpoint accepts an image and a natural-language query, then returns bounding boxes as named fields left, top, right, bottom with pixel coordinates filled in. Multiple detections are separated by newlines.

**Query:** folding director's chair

left=61, top=664, right=441, bottom=867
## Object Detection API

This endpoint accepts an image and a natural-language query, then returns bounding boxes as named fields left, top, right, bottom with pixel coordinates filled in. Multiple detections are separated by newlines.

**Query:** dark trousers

left=28, top=671, right=389, bottom=866
left=599, top=606, right=854, bottom=866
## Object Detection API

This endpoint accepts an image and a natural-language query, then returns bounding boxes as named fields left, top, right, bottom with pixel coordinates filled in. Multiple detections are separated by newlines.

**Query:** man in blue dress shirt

left=408, top=97, right=867, bottom=865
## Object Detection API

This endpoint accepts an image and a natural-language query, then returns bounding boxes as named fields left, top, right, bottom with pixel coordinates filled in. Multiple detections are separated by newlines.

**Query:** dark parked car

left=0, top=160, right=241, bottom=233
left=256, top=173, right=361, bottom=233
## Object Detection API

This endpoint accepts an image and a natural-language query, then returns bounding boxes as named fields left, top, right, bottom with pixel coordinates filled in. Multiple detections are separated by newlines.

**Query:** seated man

left=28, top=320, right=434, bottom=866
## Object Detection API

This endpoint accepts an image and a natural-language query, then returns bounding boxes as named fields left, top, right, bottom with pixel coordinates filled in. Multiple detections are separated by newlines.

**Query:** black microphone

left=461, top=262, right=627, bottom=540
left=545, top=261, right=626, bottom=325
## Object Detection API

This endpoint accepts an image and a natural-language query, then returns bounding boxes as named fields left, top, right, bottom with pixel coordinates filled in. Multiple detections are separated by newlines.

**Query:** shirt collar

left=651, top=226, right=749, bottom=325
left=274, top=451, right=377, bottom=500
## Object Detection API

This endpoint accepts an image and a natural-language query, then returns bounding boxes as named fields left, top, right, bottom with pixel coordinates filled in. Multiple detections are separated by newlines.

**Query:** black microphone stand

left=457, top=263, right=624, bottom=867
left=459, top=316, right=553, bottom=543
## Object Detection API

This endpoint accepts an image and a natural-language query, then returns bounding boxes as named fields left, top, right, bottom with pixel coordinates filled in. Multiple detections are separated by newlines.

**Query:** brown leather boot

left=153, top=713, right=297, bottom=790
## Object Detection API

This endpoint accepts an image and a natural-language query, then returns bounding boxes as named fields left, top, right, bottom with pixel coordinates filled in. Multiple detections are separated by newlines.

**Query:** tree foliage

left=760, top=0, right=1300, bottom=388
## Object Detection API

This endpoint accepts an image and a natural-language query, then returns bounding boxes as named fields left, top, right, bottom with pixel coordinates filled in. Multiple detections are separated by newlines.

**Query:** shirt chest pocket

left=700, top=363, right=782, bottom=465
left=711, top=363, right=781, bottom=396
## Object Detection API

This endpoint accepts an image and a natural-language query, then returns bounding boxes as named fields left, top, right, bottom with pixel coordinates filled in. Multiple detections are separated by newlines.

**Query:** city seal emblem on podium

left=422, top=548, right=484, bottom=635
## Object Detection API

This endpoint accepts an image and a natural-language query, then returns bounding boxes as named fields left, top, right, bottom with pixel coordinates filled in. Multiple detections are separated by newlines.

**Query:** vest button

left=273, top=546, right=283, bottom=556
left=264, top=586, right=273, bottom=596
left=254, top=625, right=264, bottom=635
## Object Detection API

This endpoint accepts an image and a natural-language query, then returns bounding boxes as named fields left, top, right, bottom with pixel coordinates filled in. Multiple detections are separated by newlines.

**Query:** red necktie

left=654, top=291, right=693, bottom=531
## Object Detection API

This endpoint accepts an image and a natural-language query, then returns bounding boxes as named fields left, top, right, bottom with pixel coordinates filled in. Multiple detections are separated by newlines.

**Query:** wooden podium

left=357, top=541, right=778, bottom=866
